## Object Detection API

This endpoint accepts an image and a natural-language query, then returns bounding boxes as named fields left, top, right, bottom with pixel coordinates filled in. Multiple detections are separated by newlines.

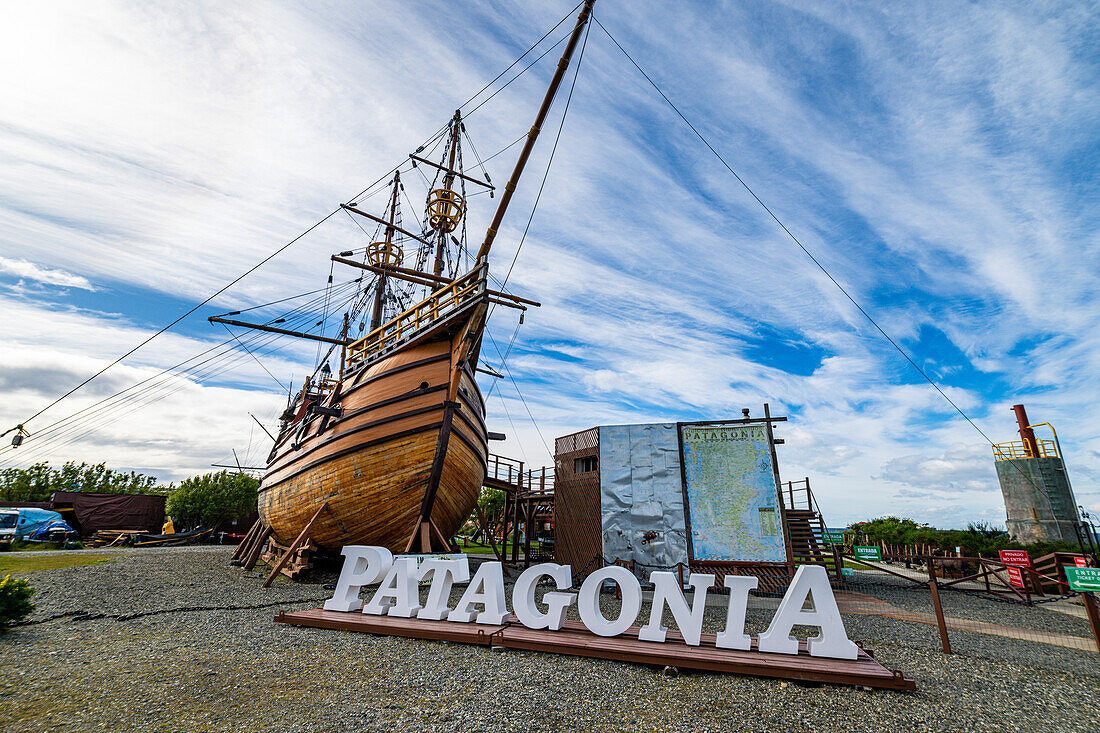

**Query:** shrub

left=0, top=575, right=35, bottom=633
left=166, top=471, right=258, bottom=530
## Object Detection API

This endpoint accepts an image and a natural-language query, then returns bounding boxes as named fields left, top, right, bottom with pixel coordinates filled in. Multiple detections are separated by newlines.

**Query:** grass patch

left=455, top=540, right=549, bottom=556
left=0, top=554, right=118, bottom=574
left=7, top=541, right=68, bottom=552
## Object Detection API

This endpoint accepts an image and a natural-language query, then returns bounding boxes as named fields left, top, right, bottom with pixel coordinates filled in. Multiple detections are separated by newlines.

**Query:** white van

left=0, top=509, right=18, bottom=548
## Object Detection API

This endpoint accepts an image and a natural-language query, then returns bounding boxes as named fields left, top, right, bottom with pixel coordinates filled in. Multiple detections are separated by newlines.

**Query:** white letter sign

left=417, top=556, right=471, bottom=621
left=758, top=565, right=858, bottom=659
left=578, top=566, right=641, bottom=637
left=715, top=575, right=758, bottom=650
left=512, top=563, right=576, bottom=631
left=450, top=561, right=509, bottom=624
left=364, top=556, right=421, bottom=617
left=638, top=571, right=714, bottom=646
left=323, top=546, right=393, bottom=612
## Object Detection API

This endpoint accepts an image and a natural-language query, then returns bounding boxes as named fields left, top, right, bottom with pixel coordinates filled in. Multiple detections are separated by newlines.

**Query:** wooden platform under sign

left=274, top=608, right=916, bottom=691
left=274, top=607, right=506, bottom=646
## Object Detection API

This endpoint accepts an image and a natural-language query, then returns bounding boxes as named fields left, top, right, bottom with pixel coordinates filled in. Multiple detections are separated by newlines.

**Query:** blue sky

left=0, top=1, right=1097, bottom=528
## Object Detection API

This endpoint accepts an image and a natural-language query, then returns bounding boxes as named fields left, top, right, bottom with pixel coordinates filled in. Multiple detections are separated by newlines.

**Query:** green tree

left=0, top=462, right=160, bottom=502
left=850, top=515, right=1081, bottom=557
left=166, top=471, right=258, bottom=530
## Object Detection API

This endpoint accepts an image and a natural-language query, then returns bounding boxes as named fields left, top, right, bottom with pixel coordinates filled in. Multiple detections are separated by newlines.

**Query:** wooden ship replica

left=223, top=1, right=596, bottom=575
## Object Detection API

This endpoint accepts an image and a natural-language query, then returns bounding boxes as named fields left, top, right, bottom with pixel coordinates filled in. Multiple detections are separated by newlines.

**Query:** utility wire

left=7, top=8, right=581, bottom=439
left=593, top=15, right=1000, bottom=448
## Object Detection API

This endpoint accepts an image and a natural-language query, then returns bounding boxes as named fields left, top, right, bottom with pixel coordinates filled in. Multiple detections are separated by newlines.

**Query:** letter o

left=578, top=565, right=642, bottom=637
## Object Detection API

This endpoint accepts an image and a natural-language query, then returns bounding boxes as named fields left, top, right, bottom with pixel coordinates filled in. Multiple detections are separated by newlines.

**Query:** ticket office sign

left=1065, top=566, right=1100, bottom=593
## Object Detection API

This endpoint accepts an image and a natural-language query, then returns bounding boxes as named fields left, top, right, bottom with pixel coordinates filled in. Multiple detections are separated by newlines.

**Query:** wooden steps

left=785, top=509, right=830, bottom=564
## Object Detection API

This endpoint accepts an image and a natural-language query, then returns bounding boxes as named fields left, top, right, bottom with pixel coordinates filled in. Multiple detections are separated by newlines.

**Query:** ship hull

left=258, top=328, right=487, bottom=553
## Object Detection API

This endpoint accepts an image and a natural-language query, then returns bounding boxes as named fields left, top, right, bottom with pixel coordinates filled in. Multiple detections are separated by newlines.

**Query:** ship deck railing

left=345, top=264, right=487, bottom=370
left=992, top=439, right=1058, bottom=461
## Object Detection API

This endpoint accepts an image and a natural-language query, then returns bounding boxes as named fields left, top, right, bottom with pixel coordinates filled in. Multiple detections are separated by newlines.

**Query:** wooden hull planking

left=258, top=327, right=487, bottom=553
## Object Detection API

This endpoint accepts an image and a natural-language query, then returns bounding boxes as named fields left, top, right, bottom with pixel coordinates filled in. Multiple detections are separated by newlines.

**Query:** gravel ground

left=842, top=570, right=1096, bottom=639
left=1, top=547, right=1098, bottom=733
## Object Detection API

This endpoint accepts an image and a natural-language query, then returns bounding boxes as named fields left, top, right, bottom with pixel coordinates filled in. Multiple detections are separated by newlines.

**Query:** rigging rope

left=592, top=15, right=1002, bottom=448
left=0, top=281, right=361, bottom=466
left=591, top=15, right=1071, bottom=515
left=3, top=5, right=597, bottom=461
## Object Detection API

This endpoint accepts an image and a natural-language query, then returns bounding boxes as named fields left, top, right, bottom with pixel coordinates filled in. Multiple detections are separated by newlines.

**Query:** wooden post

left=831, top=545, right=844, bottom=583
left=231, top=519, right=262, bottom=563
left=927, top=561, right=952, bottom=654
left=523, top=496, right=534, bottom=568
left=1082, top=592, right=1100, bottom=655
left=263, top=503, right=326, bottom=587
left=502, top=489, right=512, bottom=561
left=511, top=467, right=523, bottom=564
left=242, top=525, right=271, bottom=571
left=472, top=500, right=509, bottom=573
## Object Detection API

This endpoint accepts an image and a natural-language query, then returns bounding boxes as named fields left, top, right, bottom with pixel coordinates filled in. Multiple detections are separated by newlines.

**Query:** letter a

left=758, top=565, right=858, bottom=659
left=363, top=556, right=421, bottom=617
left=450, top=561, right=508, bottom=624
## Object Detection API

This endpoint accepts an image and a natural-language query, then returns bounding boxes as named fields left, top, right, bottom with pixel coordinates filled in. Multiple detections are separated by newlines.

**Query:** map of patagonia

left=681, top=424, right=787, bottom=563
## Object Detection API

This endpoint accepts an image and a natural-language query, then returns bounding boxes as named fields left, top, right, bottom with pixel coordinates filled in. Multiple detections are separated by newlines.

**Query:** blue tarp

left=15, top=508, right=64, bottom=540
left=28, top=518, right=75, bottom=541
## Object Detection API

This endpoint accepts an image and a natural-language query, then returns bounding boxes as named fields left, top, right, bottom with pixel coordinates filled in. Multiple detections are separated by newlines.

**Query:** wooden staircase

left=784, top=509, right=830, bottom=564
left=779, top=478, right=832, bottom=569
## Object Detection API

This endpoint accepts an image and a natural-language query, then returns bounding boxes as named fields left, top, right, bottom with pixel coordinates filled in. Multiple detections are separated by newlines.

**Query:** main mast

left=370, top=170, right=402, bottom=331
left=477, top=0, right=596, bottom=262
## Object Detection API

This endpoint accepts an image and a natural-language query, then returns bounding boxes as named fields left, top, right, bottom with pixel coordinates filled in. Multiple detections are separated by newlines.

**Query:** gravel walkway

left=1, top=548, right=1097, bottom=732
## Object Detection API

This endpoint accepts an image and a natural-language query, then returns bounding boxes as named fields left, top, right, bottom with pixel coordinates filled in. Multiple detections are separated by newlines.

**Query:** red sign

left=998, top=550, right=1030, bottom=567
left=1006, top=566, right=1025, bottom=589
left=1074, top=556, right=1088, bottom=568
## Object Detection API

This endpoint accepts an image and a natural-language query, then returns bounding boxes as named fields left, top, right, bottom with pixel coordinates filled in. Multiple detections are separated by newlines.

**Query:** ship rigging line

left=220, top=324, right=287, bottom=392
left=487, top=331, right=551, bottom=457
left=2, top=5, right=592, bottom=445
left=593, top=16, right=1002, bottom=450
left=488, top=14, right=591, bottom=328
left=0, top=282, right=361, bottom=466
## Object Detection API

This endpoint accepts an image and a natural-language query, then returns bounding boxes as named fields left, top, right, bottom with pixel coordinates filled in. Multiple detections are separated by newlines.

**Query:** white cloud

left=0, top=257, right=95, bottom=290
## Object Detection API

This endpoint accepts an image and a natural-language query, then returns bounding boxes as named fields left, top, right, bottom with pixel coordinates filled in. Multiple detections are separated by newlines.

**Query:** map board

left=678, top=423, right=787, bottom=563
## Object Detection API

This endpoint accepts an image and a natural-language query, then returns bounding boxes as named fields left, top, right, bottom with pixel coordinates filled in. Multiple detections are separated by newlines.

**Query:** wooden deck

left=275, top=608, right=916, bottom=690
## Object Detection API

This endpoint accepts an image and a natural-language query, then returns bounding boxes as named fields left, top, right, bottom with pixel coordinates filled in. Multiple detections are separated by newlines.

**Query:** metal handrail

left=991, top=438, right=1058, bottom=461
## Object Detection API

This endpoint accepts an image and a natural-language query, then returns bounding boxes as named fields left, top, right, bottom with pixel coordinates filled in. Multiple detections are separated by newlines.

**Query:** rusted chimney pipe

left=1012, top=404, right=1040, bottom=458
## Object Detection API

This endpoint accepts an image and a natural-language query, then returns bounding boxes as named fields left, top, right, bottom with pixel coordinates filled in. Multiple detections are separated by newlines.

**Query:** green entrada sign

left=853, top=546, right=882, bottom=562
left=1065, top=566, right=1100, bottom=593
left=822, top=532, right=845, bottom=545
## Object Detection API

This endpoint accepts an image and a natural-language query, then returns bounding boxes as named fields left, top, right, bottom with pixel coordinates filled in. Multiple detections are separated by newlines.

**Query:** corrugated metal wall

left=553, top=427, right=602, bottom=577
left=598, top=423, right=689, bottom=575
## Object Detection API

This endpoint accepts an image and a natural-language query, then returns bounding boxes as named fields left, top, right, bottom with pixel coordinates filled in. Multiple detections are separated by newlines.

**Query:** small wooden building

left=552, top=411, right=831, bottom=590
